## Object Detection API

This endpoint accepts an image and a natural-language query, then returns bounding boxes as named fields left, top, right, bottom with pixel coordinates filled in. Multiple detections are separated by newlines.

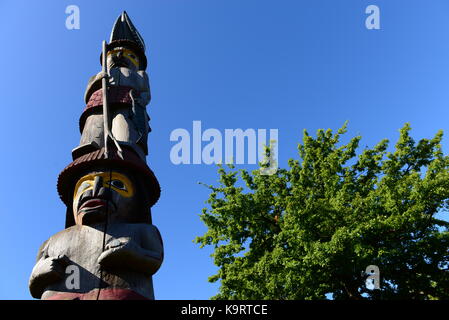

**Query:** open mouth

left=78, top=197, right=116, bottom=213
left=79, top=199, right=108, bottom=211
left=76, top=197, right=116, bottom=226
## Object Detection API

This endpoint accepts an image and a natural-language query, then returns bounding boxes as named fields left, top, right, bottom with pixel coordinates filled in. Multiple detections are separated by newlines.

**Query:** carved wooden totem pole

left=29, top=12, right=164, bottom=300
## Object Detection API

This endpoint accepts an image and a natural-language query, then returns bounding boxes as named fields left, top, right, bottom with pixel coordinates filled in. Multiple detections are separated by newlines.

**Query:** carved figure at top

left=73, top=11, right=152, bottom=161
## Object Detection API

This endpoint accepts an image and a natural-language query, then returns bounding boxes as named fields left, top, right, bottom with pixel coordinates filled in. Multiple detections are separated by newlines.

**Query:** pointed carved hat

left=100, top=11, right=148, bottom=70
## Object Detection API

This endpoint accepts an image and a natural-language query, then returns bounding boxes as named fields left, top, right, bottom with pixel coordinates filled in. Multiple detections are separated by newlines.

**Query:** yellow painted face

left=73, top=171, right=135, bottom=200
left=107, top=48, right=140, bottom=68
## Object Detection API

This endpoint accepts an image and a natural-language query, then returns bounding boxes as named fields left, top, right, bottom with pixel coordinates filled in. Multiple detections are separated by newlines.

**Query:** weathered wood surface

left=29, top=223, right=163, bottom=300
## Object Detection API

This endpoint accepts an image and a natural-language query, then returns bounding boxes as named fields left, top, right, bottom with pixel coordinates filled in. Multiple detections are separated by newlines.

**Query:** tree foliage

left=195, top=123, right=449, bottom=299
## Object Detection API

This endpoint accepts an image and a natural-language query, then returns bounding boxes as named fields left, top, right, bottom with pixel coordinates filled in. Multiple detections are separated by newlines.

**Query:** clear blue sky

left=1, top=0, right=449, bottom=299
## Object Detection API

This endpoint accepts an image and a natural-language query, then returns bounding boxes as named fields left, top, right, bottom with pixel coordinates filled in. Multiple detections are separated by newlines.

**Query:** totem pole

left=29, top=11, right=164, bottom=300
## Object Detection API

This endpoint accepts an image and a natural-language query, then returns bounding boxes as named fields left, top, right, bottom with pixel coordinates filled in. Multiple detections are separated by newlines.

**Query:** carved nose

left=92, top=176, right=103, bottom=197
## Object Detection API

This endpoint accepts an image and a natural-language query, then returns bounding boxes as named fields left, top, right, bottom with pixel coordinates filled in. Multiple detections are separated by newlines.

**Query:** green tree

left=195, top=123, right=449, bottom=300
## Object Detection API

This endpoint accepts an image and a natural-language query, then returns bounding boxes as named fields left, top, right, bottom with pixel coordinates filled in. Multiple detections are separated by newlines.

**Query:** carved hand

left=97, top=238, right=162, bottom=275
left=29, top=255, right=71, bottom=299
left=98, top=238, right=137, bottom=265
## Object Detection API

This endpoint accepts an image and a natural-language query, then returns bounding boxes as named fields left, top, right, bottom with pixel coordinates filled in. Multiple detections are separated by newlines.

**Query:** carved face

left=72, top=169, right=143, bottom=226
left=107, top=47, right=140, bottom=71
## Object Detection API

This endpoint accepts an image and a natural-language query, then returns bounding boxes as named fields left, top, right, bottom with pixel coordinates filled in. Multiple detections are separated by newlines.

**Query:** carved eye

left=109, top=179, right=126, bottom=191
